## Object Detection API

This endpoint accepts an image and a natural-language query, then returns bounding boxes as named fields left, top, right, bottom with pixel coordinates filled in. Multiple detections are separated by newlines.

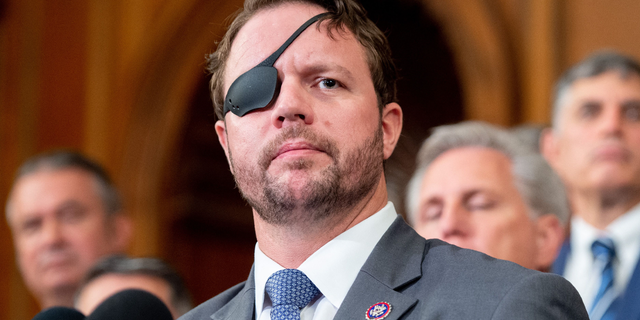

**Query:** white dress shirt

left=564, top=203, right=640, bottom=308
left=254, top=202, right=398, bottom=320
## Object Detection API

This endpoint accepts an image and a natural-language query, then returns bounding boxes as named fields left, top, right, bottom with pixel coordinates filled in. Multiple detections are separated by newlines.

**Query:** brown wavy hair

left=206, top=0, right=398, bottom=120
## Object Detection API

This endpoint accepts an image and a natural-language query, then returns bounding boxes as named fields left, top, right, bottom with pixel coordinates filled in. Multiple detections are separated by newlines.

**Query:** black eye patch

left=223, top=12, right=329, bottom=117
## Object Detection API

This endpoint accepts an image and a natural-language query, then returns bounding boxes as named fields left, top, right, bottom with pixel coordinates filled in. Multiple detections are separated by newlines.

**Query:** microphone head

left=32, top=306, right=85, bottom=320
left=85, top=289, right=173, bottom=320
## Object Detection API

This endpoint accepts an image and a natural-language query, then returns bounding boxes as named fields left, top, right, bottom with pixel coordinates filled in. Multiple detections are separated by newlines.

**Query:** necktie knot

left=592, top=238, right=616, bottom=262
left=265, top=269, right=320, bottom=320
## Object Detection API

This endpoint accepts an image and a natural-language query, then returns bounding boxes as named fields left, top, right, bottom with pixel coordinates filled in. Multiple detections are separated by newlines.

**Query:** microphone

left=85, top=289, right=173, bottom=320
left=32, top=306, right=85, bottom=320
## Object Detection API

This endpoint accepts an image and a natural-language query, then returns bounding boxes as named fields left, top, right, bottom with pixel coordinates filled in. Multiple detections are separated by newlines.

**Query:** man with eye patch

left=542, top=51, right=640, bottom=320
left=5, top=151, right=132, bottom=310
left=406, top=121, right=569, bottom=272
left=180, top=0, right=587, bottom=319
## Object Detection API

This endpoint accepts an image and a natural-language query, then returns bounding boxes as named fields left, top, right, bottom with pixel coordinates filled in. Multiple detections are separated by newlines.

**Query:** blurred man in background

left=406, top=121, right=568, bottom=271
left=543, top=51, right=640, bottom=320
left=5, top=151, right=132, bottom=309
left=75, top=255, right=193, bottom=319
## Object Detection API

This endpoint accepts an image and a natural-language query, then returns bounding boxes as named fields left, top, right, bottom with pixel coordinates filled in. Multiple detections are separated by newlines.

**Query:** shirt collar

left=607, top=202, right=640, bottom=246
left=571, top=202, right=640, bottom=253
left=254, top=202, right=398, bottom=316
left=570, top=216, right=601, bottom=255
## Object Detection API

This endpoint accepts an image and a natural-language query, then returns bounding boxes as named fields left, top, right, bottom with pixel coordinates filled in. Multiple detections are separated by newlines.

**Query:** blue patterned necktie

left=265, top=269, right=320, bottom=320
left=590, top=237, right=620, bottom=320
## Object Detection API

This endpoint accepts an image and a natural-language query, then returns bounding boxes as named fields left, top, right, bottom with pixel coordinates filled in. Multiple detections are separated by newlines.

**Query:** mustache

left=258, top=125, right=339, bottom=170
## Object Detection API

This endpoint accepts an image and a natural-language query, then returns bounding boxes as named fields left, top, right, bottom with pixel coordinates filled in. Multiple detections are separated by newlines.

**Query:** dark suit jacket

left=553, top=241, right=640, bottom=320
left=181, top=216, right=588, bottom=320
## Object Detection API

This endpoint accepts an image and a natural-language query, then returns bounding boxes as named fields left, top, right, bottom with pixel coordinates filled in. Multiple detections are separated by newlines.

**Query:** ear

left=540, top=128, right=559, bottom=169
left=215, top=119, right=232, bottom=167
left=533, top=214, right=565, bottom=271
left=111, top=213, right=133, bottom=252
left=381, top=102, right=403, bottom=160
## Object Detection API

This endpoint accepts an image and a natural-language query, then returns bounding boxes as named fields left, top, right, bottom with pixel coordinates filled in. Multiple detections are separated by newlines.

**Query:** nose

left=41, top=220, right=65, bottom=248
left=599, top=104, right=624, bottom=137
left=270, top=79, right=314, bottom=128
left=438, top=203, right=471, bottom=242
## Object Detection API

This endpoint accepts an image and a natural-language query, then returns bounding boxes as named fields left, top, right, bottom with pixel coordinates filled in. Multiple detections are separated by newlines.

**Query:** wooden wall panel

left=563, top=0, right=640, bottom=67
left=520, top=0, right=558, bottom=124
left=117, top=0, right=243, bottom=258
left=4, top=0, right=640, bottom=318
left=84, top=0, right=116, bottom=165
left=37, top=1, right=87, bottom=150
left=1, top=1, right=45, bottom=319
left=424, top=0, right=515, bottom=125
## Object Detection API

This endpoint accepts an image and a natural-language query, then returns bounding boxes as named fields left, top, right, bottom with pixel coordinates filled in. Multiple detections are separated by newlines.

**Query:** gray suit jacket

left=180, top=216, right=588, bottom=320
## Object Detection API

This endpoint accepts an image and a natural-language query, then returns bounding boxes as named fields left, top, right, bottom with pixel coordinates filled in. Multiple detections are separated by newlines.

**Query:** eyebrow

left=422, top=188, right=491, bottom=203
left=56, top=200, right=86, bottom=210
left=301, top=62, right=357, bottom=83
left=461, top=189, right=492, bottom=201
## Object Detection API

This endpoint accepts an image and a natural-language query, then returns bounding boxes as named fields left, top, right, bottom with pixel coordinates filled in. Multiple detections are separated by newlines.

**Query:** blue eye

left=319, top=79, right=339, bottom=89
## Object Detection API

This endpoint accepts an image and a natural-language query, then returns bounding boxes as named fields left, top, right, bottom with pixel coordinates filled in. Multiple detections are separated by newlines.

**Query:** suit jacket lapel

left=334, top=216, right=423, bottom=320
left=552, top=240, right=571, bottom=275
left=211, top=266, right=256, bottom=320
left=617, top=254, right=640, bottom=320
left=552, top=240, right=640, bottom=320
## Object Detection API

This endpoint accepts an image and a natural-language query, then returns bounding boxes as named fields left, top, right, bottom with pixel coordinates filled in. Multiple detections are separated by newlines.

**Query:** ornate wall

left=3, top=0, right=640, bottom=318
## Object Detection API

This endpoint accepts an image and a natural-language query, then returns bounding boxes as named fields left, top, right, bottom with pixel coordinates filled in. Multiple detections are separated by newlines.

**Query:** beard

left=229, top=124, right=384, bottom=226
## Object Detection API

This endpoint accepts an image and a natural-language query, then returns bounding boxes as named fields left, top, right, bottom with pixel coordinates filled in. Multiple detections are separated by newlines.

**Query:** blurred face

left=8, top=168, right=126, bottom=306
left=216, top=3, right=400, bottom=223
left=549, top=71, right=640, bottom=193
left=75, top=274, right=176, bottom=318
left=414, top=147, right=539, bottom=269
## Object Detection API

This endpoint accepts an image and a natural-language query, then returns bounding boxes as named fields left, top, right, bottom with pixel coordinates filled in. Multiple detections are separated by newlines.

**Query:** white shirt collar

left=566, top=202, right=640, bottom=305
left=570, top=202, right=640, bottom=253
left=254, top=202, right=398, bottom=317
left=607, top=202, right=640, bottom=246
left=569, top=216, right=601, bottom=255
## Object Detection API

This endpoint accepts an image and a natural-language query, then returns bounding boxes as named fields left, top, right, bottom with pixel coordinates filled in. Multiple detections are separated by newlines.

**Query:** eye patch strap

left=223, top=12, right=329, bottom=117
left=258, top=12, right=329, bottom=67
